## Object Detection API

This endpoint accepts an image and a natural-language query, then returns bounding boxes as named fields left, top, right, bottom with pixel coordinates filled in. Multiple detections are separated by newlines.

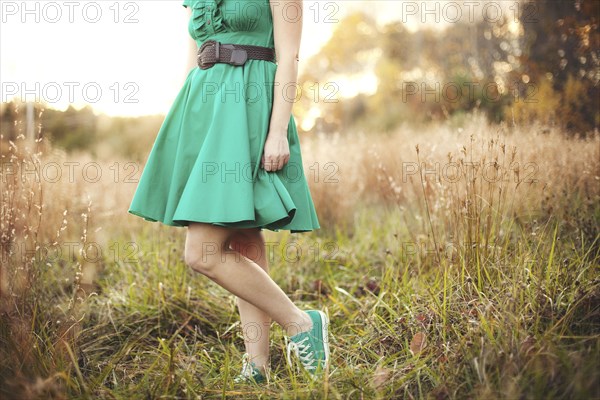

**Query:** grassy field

left=1, top=111, right=599, bottom=399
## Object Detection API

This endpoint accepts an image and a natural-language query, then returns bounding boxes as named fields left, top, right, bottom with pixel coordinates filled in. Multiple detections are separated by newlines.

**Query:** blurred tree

left=298, top=2, right=598, bottom=136
left=0, top=101, right=19, bottom=141
left=508, top=75, right=561, bottom=127
left=509, top=0, right=599, bottom=135
left=41, top=105, right=97, bottom=153
left=297, top=12, right=378, bottom=134
left=0, top=99, right=165, bottom=158
left=299, top=10, right=521, bottom=134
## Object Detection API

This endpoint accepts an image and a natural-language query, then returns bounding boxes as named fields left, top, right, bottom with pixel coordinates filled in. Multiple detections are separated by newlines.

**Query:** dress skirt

left=127, top=0, right=320, bottom=233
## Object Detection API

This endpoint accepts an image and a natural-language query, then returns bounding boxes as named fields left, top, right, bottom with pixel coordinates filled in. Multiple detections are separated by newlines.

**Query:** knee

left=184, top=243, right=221, bottom=278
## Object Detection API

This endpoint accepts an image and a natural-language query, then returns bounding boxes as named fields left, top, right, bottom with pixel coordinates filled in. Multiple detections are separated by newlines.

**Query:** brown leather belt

left=197, top=39, right=276, bottom=69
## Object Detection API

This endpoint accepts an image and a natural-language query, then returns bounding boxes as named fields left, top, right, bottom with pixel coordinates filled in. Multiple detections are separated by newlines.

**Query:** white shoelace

left=240, top=355, right=253, bottom=377
left=234, top=353, right=263, bottom=382
left=286, top=336, right=316, bottom=371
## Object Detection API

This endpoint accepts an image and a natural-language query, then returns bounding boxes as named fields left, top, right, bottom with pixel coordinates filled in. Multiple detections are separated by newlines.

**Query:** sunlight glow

left=0, top=1, right=430, bottom=117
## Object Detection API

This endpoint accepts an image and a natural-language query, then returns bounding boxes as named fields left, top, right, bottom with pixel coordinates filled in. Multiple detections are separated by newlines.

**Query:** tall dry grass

left=0, top=105, right=598, bottom=398
left=305, top=111, right=599, bottom=242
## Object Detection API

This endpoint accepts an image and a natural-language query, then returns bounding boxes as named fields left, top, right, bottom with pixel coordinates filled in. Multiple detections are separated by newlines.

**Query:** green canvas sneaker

left=233, top=353, right=268, bottom=385
left=285, top=310, right=330, bottom=380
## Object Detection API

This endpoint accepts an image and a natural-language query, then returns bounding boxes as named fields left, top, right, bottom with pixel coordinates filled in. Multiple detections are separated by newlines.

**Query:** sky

left=1, top=0, right=511, bottom=117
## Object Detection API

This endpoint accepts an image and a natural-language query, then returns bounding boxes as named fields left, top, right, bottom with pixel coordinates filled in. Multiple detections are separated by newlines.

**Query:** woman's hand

left=261, top=133, right=290, bottom=172
left=263, top=0, right=301, bottom=172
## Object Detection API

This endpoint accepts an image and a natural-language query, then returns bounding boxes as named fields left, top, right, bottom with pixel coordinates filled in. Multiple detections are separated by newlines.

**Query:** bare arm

left=261, top=0, right=303, bottom=171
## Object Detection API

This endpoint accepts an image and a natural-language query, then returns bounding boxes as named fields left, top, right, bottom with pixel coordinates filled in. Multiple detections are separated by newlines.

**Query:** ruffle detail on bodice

left=183, top=0, right=226, bottom=43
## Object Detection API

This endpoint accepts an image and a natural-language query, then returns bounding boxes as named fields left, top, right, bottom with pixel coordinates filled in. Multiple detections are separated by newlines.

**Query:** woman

left=128, top=0, right=329, bottom=384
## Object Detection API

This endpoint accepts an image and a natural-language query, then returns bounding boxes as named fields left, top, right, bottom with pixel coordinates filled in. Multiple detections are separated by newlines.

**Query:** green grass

left=1, top=202, right=598, bottom=399
left=1, top=123, right=599, bottom=399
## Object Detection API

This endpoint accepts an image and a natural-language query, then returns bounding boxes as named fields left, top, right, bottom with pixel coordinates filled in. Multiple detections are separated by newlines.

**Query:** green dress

left=128, top=0, right=320, bottom=233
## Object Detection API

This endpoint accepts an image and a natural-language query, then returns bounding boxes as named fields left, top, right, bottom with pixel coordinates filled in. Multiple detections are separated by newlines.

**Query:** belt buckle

left=198, top=39, right=220, bottom=70
left=221, top=44, right=248, bottom=66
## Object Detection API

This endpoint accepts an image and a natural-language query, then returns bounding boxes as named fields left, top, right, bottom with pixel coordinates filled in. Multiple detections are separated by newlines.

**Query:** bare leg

left=228, top=228, right=271, bottom=373
left=184, top=222, right=313, bottom=340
